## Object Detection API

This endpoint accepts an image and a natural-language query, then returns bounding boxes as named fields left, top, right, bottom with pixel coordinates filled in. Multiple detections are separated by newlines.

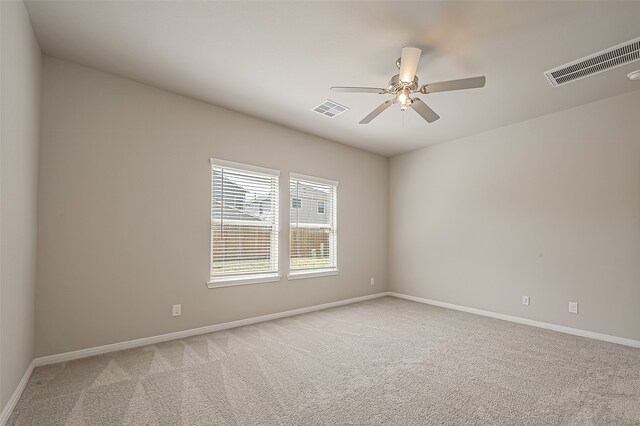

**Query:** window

left=289, top=173, right=337, bottom=277
left=210, top=159, right=279, bottom=286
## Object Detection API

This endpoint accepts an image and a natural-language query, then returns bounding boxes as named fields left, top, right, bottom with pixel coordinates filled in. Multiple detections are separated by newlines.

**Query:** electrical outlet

left=370, top=277, right=375, bottom=286
left=172, top=304, right=181, bottom=317
left=568, top=302, right=578, bottom=314
left=522, top=296, right=530, bottom=306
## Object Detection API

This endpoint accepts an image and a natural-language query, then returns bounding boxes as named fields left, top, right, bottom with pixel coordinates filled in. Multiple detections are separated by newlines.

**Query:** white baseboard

left=0, top=360, right=35, bottom=426
left=387, top=292, right=640, bottom=348
left=34, top=292, right=388, bottom=367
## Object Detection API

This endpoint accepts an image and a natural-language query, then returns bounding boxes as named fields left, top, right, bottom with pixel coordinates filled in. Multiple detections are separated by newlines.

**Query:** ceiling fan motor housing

left=388, top=74, right=419, bottom=93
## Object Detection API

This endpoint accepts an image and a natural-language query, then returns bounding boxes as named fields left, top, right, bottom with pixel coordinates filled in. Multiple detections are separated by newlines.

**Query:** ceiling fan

left=331, top=47, right=486, bottom=124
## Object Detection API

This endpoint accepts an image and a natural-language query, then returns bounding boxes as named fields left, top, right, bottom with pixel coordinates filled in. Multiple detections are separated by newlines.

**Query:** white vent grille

left=545, top=36, right=640, bottom=87
left=312, top=100, right=349, bottom=117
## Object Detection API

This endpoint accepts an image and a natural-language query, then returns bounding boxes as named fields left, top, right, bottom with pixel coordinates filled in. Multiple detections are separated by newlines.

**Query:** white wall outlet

left=172, top=304, right=182, bottom=317
left=370, top=277, right=375, bottom=286
left=522, top=296, right=530, bottom=306
left=568, top=302, right=578, bottom=314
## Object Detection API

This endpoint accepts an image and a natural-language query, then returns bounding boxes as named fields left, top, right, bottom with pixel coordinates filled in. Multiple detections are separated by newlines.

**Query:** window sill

left=207, top=274, right=281, bottom=289
left=287, top=269, right=339, bottom=280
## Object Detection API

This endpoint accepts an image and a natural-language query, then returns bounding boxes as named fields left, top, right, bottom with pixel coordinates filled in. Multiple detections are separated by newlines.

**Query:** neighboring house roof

left=292, top=183, right=328, bottom=199
left=212, top=201, right=261, bottom=222
left=213, top=174, right=282, bottom=223
left=212, top=174, right=248, bottom=196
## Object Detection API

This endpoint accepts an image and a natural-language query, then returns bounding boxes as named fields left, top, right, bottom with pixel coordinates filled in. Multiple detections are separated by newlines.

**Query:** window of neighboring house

left=289, top=173, right=338, bottom=278
left=209, top=159, right=280, bottom=287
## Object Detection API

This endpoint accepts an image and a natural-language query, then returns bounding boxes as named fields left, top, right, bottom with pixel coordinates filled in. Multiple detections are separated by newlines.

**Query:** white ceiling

left=24, top=1, right=640, bottom=156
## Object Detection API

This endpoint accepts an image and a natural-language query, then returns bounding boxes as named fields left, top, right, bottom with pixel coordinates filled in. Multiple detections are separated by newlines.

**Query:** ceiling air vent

left=544, top=36, right=640, bottom=87
left=312, top=100, right=349, bottom=118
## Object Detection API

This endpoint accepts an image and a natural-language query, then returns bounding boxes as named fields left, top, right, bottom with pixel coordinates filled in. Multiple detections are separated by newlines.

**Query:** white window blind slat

left=211, top=160, right=279, bottom=280
left=289, top=174, right=337, bottom=273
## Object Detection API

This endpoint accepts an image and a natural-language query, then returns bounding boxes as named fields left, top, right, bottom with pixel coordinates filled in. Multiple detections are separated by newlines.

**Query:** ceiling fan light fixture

left=329, top=47, right=485, bottom=124
left=397, top=87, right=411, bottom=106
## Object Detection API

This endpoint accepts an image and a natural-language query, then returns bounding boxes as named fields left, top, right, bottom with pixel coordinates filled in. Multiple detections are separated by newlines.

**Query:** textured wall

left=36, top=57, right=388, bottom=357
left=390, top=90, right=640, bottom=341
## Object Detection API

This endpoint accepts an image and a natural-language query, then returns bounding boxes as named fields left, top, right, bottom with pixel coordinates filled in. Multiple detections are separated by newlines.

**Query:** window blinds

left=211, top=159, right=279, bottom=280
left=289, top=174, right=337, bottom=272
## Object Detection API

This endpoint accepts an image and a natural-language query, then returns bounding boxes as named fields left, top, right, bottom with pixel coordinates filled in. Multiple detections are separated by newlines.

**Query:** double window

left=209, top=159, right=337, bottom=286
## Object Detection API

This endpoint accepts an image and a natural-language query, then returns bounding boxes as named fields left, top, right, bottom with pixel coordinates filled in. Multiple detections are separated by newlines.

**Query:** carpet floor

left=8, top=296, right=640, bottom=425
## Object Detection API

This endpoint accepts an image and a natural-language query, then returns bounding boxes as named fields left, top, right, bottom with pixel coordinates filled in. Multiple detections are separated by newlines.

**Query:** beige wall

left=36, top=57, right=388, bottom=357
left=390, top=90, right=640, bottom=341
left=0, top=0, right=41, bottom=411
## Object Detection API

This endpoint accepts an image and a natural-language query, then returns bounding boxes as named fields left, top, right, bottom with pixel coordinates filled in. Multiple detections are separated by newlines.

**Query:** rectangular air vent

left=312, top=100, right=349, bottom=117
left=544, top=36, right=640, bottom=87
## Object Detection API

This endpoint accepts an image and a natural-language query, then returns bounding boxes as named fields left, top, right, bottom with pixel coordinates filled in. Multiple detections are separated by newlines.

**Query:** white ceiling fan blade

left=359, top=99, right=394, bottom=124
left=411, top=98, right=440, bottom=123
left=420, top=76, right=486, bottom=94
left=331, top=86, right=387, bottom=94
left=399, top=47, right=422, bottom=83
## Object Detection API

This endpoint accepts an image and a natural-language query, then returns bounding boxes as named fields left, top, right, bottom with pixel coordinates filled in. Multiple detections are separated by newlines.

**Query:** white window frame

left=208, top=158, right=281, bottom=288
left=288, top=172, right=338, bottom=280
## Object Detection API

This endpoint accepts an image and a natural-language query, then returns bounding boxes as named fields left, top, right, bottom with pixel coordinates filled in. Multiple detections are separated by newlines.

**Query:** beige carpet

left=8, top=296, right=640, bottom=425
